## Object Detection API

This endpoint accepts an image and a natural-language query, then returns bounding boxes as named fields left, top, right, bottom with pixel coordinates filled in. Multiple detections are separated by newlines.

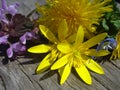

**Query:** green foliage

left=97, top=0, right=120, bottom=37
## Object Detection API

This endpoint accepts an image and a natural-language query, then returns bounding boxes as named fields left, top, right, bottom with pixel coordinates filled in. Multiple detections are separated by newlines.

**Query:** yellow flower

left=28, top=20, right=72, bottom=74
left=36, top=0, right=112, bottom=38
left=110, top=31, right=120, bottom=60
left=51, top=26, right=110, bottom=85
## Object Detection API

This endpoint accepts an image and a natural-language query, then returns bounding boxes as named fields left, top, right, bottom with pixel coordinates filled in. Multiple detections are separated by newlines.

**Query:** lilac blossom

left=7, top=42, right=26, bottom=58
left=0, top=0, right=19, bottom=23
left=20, top=28, right=38, bottom=44
left=0, top=9, right=8, bottom=24
left=0, top=1, right=39, bottom=59
left=6, top=28, right=38, bottom=58
left=0, top=0, right=39, bottom=60
left=97, top=38, right=117, bottom=51
left=0, top=34, right=9, bottom=44
left=1, top=0, right=19, bottom=16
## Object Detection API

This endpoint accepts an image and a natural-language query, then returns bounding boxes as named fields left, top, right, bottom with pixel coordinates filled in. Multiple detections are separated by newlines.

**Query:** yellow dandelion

left=36, top=0, right=112, bottom=38
left=110, top=31, right=120, bottom=60
left=51, top=26, right=110, bottom=85
left=28, top=20, right=73, bottom=74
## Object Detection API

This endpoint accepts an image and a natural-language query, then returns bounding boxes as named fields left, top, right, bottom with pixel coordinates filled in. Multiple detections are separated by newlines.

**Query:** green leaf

left=102, top=19, right=109, bottom=31
left=111, top=20, right=120, bottom=29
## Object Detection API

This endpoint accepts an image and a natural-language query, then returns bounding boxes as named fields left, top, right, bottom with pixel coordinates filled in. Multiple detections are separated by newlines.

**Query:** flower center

left=72, top=50, right=84, bottom=68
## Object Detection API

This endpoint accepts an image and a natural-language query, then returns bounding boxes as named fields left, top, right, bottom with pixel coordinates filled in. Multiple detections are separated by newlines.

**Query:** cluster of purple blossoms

left=0, top=0, right=19, bottom=24
left=0, top=0, right=39, bottom=60
left=7, top=30, right=38, bottom=59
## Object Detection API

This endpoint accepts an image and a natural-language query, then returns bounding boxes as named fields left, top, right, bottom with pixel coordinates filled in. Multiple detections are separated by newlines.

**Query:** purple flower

left=7, top=42, right=26, bottom=58
left=20, top=29, right=38, bottom=44
left=0, top=34, right=9, bottom=44
left=0, top=0, right=19, bottom=23
left=1, top=0, right=19, bottom=16
left=0, top=9, right=8, bottom=24
left=97, top=38, right=117, bottom=51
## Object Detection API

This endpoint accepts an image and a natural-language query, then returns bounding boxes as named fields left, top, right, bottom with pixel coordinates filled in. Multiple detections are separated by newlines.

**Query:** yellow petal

left=67, top=33, right=76, bottom=43
left=36, top=54, right=52, bottom=74
left=85, top=49, right=110, bottom=57
left=82, top=33, right=107, bottom=49
left=28, top=44, right=51, bottom=53
left=58, top=57, right=73, bottom=77
left=75, top=26, right=84, bottom=47
left=57, top=43, right=72, bottom=54
left=60, top=64, right=72, bottom=85
left=58, top=67, right=64, bottom=77
left=51, top=49, right=58, bottom=60
left=58, top=19, right=68, bottom=41
left=51, top=54, right=70, bottom=70
left=39, top=25, right=58, bottom=43
left=110, top=49, right=118, bottom=60
left=75, top=65, right=92, bottom=85
left=85, top=59, right=104, bottom=74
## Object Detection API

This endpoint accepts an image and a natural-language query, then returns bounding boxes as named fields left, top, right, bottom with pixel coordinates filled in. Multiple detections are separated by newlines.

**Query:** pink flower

left=1, top=0, right=19, bottom=15
left=0, top=34, right=9, bottom=44
left=7, top=42, right=26, bottom=58
left=0, top=0, right=19, bottom=23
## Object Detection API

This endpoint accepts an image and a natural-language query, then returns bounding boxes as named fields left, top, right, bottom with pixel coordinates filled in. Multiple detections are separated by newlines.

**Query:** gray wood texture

left=0, top=0, right=120, bottom=90
left=1, top=57, right=120, bottom=90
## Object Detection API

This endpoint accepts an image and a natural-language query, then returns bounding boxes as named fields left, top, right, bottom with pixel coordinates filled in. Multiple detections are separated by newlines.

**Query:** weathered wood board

left=1, top=57, right=120, bottom=90
left=0, top=0, right=120, bottom=90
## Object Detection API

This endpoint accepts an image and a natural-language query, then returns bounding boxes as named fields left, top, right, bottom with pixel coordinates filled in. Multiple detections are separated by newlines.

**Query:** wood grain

left=1, top=56, right=120, bottom=90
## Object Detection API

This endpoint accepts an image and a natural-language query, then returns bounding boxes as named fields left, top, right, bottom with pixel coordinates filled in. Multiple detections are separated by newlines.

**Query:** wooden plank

left=91, top=61, right=120, bottom=90
left=1, top=57, right=120, bottom=90
left=6, top=0, right=46, bottom=15
left=0, top=57, right=107, bottom=90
